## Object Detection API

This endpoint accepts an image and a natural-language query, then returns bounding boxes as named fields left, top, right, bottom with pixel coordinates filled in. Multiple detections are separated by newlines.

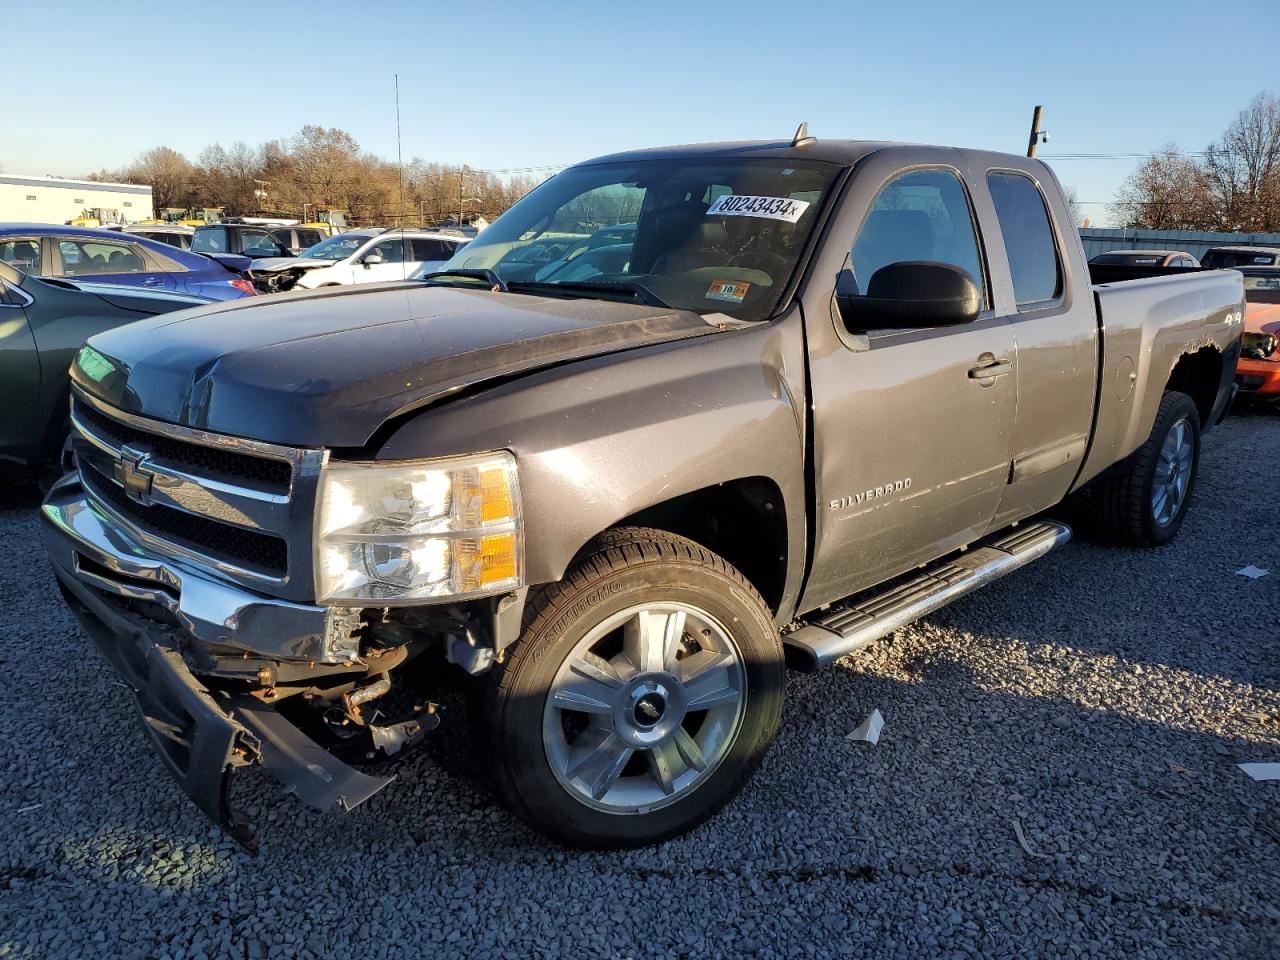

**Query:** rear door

left=51, top=236, right=177, bottom=291
left=800, top=156, right=1018, bottom=608
left=980, top=167, right=1098, bottom=527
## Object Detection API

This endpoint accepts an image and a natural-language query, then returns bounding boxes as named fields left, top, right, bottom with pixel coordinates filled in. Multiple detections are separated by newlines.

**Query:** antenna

left=395, top=73, right=405, bottom=226
left=791, top=122, right=816, bottom=148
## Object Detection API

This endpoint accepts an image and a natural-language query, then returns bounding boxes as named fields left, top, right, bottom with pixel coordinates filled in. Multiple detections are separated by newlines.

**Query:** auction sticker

left=706, top=194, right=810, bottom=223
left=707, top=279, right=751, bottom=303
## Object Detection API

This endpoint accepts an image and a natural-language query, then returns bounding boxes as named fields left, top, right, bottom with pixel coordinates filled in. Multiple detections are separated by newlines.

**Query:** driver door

left=357, top=238, right=408, bottom=283
left=801, top=163, right=1018, bottom=609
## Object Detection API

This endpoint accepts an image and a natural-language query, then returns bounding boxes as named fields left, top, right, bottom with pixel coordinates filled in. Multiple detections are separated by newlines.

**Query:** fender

left=371, top=309, right=811, bottom=621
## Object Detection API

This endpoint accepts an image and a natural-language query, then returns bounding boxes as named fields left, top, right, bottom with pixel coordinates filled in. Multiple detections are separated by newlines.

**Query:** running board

left=784, top=521, right=1071, bottom=671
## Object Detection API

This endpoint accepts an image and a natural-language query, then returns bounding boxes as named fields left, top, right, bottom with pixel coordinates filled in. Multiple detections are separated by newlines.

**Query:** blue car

left=0, top=224, right=256, bottom=301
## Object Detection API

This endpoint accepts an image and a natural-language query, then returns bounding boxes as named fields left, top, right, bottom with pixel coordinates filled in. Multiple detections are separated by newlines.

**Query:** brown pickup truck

left=42, top=134, right=1243, bottom=849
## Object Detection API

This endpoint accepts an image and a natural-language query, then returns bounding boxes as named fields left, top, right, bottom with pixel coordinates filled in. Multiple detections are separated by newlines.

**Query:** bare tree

left=1112, top=143, right=1214, bottom=229
left=1202, top=92, right=1280, bottom=232
left=127, top=147, right=194, bottom=210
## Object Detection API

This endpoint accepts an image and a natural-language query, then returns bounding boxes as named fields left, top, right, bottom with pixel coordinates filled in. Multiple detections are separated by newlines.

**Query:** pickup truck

left=41, top=135, right=1243, bottom=850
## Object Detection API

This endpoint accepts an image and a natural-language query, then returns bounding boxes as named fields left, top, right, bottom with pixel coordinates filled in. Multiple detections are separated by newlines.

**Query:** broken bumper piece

left=48, top=548, right=393, bottom=850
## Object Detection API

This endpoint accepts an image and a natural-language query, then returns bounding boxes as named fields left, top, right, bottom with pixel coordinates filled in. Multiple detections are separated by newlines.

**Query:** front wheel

left=474, top=528, right=784, bottom=848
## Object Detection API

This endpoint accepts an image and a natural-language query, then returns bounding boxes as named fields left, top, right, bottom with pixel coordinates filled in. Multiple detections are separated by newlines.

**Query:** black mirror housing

left=838, top=261, right=981, bottom=331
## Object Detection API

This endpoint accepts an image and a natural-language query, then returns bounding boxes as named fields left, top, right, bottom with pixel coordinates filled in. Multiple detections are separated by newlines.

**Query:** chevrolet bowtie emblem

left=113, top=445, right=154, bottom=504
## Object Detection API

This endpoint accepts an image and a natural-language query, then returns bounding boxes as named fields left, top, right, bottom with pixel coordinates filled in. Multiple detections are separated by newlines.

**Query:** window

left=124, top=202, right=133, bottom=208
left=987, top=172, right=1062, bottom=307
left=368, top=239, right=404, bottom=263
left=57, top=239, right=146, bottom=275
left=410, top=238, right=457, bottom=261
left=296, top=230, right=323, bottom=249
left=0, top=238, right=42, bottom=273
left=74, top=198, right=84, bottom=204
left=192, top=226, right=227, bottom=253
left=25, top=195, right=36, bottom=201
left=850, top=168, right=987, bottom=306
left=239, top=229, right=281, bottom=257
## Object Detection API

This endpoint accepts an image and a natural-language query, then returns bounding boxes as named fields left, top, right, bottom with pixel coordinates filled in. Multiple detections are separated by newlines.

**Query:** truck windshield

left=439, top=158, right=841, bottom=321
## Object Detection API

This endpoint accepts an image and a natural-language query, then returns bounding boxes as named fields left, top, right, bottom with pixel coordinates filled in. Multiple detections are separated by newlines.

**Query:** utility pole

left=395, top=73, right=404, bottom=227
left=1026, top=105, right=1045, bottom=158
left=458, top=171, right=465, bottom=227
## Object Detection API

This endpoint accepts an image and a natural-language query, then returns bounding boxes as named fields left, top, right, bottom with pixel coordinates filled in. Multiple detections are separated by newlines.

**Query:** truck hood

left=71, top=282, right=720, bottom=447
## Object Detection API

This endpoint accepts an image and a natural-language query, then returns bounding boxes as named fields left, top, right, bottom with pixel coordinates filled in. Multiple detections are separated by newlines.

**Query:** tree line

left=86, top=126, right=542, bottom=227
left=1114, top=92, right=1280, bottom=232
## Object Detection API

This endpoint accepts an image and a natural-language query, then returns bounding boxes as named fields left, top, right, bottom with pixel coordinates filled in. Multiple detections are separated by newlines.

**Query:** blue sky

left=6, top=0, right=1275, bottom=224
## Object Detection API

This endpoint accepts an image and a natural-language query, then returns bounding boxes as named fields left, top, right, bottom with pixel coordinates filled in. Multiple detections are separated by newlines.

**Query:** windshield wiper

left=418, top=268, right=508, bottom=291
left=505, top=279, right=670, bottom=308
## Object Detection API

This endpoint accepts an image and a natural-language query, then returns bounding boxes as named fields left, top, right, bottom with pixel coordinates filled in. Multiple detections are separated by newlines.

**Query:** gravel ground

left=2, top=412, right=1278, bottom=960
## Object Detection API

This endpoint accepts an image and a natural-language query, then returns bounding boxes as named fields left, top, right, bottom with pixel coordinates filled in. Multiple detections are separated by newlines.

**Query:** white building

left=0, top=174, right=154, bottom=225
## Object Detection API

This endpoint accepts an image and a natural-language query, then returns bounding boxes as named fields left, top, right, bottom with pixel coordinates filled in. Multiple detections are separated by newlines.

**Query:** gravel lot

left=2, top=412, right=1278, bottom=960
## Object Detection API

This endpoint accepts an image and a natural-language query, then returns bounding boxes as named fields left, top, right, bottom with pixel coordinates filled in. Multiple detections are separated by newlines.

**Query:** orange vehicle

left=1236, top=270, right=1280, bottom=397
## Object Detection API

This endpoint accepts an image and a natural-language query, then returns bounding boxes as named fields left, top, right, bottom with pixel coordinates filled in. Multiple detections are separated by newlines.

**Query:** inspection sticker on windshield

left=707, top=279, right=751, bottom=304
left=706, top=194, right=810, bottom=223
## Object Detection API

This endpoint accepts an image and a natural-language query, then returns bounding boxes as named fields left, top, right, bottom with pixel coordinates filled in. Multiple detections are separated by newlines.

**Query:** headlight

left=315, top=452, right=522, bottom=604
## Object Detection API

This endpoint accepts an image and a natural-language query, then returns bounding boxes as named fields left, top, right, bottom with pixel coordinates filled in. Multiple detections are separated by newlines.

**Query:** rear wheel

left=475, top=528, right=784, bottom=848
left=1090, top=390, right=1201, bottom=546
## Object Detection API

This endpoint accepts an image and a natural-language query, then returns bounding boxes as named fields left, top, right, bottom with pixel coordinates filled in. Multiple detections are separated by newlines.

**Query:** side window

left=986, top=172, right=1063, bottom=308
left=240, top=229, right=281, bottom=257
left=370, top=239, right=404, bottom=263
left=58, top=239, right=146, bottom=275
left=0, top=238, right=42, bottom=274
left=850, top=169, right=987, bottom=307
left=411, top=238, right=452, bottom=261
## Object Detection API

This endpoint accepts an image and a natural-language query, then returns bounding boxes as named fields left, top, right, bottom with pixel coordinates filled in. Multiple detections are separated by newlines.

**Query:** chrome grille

left=69, top=388, right=326, bottom=602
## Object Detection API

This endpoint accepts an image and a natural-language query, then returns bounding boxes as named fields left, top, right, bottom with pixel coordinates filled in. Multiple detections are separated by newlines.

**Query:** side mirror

left=362, top=253, right=384, bottom=266
left=837, top=261, right=980, bottom=331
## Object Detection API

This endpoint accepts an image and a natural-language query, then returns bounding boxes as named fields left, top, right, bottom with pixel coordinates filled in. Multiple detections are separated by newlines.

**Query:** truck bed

left=1076, top=267, right=1244, bottom=486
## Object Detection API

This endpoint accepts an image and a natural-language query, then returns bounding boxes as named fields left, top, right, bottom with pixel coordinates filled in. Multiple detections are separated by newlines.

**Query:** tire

left=1091, top=390, right=1201, bottom=547
left=35, top=429, right=74, bottom=495
left=474, top=527, right=784, bottom=848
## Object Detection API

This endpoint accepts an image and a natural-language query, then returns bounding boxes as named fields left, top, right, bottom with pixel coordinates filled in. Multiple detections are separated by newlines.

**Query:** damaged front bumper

left=41, top=477, right=397, bottom=848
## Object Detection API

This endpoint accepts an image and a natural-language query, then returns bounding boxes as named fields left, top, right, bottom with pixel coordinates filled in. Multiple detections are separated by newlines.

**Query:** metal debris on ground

left=846, top=709, right=884, bottom=745
left=1238, top=763, right=1280, bottom=782
left=1234, top=565, right=1270, bottom=579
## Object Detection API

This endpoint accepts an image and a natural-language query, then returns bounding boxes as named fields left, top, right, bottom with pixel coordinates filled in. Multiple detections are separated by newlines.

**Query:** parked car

left=190, top=223, right=296, bottom=273
left=0, top=225, right=254, bottom=300
left=42, top=136, right=1242, bottom=850
left=121, top=224, right=195, bottom=250
left=0, top=260, right=209, bottom=486
left=1201, top=246, right=1280, bottom=269
left=1234, top=268, right=1280, bottom=398
left=248, top=229, right=466, bottom=293
left=1089, top=249, right=1200, bottom=268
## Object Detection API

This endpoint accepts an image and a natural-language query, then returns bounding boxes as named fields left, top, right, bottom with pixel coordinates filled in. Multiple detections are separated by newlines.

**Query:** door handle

left=967, top=356, right=1012, bottom=382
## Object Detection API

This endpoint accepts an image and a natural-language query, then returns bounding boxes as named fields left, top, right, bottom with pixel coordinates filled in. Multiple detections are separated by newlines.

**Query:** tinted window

left=411, top=238, right=456, bottom=261
left=987, top=172, right=1062, bottom=307
left=850, top=168, right=987, bottom=306
left=297, top=230, right=324, bottom=248
left=192, top=226, right=227, bottom=253
left=57, top=238, right=146, bottom=275
left=0, top=238, right=42, bottom=274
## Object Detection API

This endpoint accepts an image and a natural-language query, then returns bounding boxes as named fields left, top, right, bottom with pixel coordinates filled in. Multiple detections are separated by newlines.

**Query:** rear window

left=1202, top=249, right=1279, bottom=269
left=410, top=238, right=458, bottom=261
left=987, top=172, right=1062, bottom=307
left=0, top=238, right=41, bottom=274
left=192, top=226, right=227, bottom=253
